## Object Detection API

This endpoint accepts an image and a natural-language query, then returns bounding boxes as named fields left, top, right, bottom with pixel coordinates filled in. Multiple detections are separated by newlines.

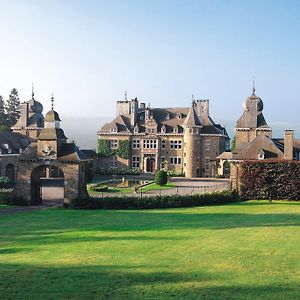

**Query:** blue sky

left=1, top=0, right=300, bottom=131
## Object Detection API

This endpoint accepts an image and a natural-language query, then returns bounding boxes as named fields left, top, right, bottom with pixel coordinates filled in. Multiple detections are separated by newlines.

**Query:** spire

left=125, top=90, right=128, bottom=101
left=183, top=105, right=202, bottom=127
left=51, top=93, right=54, bottom=110
left=252, top=76, right=256, bottom=95
left=32, top=83, right=35, bottom=99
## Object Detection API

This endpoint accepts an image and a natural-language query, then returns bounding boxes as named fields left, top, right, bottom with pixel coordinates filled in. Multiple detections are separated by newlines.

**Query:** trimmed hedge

left=95, top=167, right=141, bottom=176
left=240, top=160, right=300, bottom=200
left=0, top=189, right=27, bottom=206
left=167, top=170, right=185, bottom=177
left=69, top=190, right=239, bottom=210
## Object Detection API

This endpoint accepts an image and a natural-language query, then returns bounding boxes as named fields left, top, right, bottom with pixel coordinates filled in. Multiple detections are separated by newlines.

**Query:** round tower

left=183, top=104, right=202, bottom=178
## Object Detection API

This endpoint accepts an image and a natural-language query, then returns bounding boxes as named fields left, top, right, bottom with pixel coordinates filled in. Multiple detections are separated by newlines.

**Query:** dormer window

left=110, top=127, right=118, bottom=133
left=19, top=148, right=23, bottom=154
left=161, top=124, right=166, bottom=134
left=134, top=124, right=139, bottom=133
left=173, top=127, right=178, bottom=133
left=258, top=149, right=265, bottom=160
left=166, top=113, right=170, bottom=120
left=177, top=113, right=183, bottom=119
left=140, top=114, right=144, bottom=121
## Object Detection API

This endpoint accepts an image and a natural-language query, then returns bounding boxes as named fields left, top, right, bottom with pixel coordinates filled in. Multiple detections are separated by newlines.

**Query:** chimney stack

left=284, top=130, right=294, bottom=160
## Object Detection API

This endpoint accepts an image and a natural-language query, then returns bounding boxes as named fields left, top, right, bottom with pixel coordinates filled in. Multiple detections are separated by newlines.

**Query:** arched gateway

left=15, top=99, right=89, bottom=205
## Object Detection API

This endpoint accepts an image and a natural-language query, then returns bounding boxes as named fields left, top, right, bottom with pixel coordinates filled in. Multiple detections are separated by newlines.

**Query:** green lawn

left=0, top=205, right=10, bottom=209
left=87, top=181, right=175, bottom=195
left=0, top=201, right=300, bottom=299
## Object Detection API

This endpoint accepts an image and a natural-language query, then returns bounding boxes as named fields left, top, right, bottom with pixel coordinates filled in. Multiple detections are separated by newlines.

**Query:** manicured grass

left=0, top=205, right=10, bottom=209
left=87, top=181, right=175, bottom=195
left=139, top=181, right=176, bottom=192
left=0, top=201, right=300, bottom=299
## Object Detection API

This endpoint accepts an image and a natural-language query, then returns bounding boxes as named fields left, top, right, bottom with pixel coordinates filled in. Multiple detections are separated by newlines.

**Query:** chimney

left=284, top=130, right=294, bottom=160
left=140, top=103, right=146, bottom=109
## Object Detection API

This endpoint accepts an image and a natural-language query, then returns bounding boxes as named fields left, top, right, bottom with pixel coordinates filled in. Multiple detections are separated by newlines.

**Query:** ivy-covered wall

left=116, top=140, right=131, bottom=159
left=97, top=140, right=113, bottom=157
left=97, top=139, right=131, bottom=159
left=240, top=160, right=300, bottom=200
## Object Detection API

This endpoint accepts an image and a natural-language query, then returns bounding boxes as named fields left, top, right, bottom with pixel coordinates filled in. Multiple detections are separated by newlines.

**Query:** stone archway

left=5, top=164, right=15, bottom=183
left=31, top=165, right=65, bottom=205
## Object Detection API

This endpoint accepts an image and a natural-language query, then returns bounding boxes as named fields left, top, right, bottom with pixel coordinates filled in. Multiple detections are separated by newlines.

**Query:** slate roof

left=99, top=106, right=227, bottom=136
left=45, top=110, right=61, bottom=122
left=38, top=128, right=67, bottom=140
left=182, top=106, right=202, bottom=127
left=58, top=143, right=89, bottom=161
left=0, top=131, right=31, bottom=155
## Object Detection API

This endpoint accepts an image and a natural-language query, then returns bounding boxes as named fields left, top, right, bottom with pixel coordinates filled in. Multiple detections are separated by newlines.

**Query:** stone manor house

left=98, top=97, right=230, bottom=177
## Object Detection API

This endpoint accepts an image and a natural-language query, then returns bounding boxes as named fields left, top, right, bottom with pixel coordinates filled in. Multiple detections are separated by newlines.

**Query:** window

left=170, top=157, right=182, bottom=165
left=161, top=140, right=166, bottom=149
left=110, top=140, right=118, bottom=149
left=132, top=156, right=140, bottom=168
left=110, top=127, right=118, bottom=133
left=205, top=158, right=210, bottom=170
left=134, top=125, right=139, bottom=133
left=132, top=139, right=140, bottom=149
left=173, top=127, right=178, bottom=133
left=205, top=140, right=211, bottom=151
left=170, top=140, right=182, bottom=149
left=143, top=139, right=157, bottom=149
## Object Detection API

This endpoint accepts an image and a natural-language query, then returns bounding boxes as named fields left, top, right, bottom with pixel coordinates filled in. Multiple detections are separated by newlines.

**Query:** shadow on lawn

left=1, top=209, right=300, bottom=246
left=0, top=263, right=298, bottom=299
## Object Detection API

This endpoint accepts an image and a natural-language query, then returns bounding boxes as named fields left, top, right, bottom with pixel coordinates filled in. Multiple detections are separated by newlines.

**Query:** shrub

left=0, top=189, right=27, bottom=206
left=155, top=170, right=168, bottom=186
left=69, top=190, right=239, bottom=210
left=95, top=167, right=141, bottom=176
left=89, top=184, right=109, bottom=192
left=240, top=160, right=300, bottom=200
left=0, top=176, right=12, bottom=188
left=167, top=170, right=185, bottom=177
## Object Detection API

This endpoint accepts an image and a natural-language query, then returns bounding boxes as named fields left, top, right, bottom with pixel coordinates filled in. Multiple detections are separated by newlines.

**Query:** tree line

left=0, top=88, right=21, bottom=131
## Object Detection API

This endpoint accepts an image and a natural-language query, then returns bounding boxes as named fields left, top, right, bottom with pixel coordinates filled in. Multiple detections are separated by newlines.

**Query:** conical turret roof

left=182, top=105, right=202, bottom=127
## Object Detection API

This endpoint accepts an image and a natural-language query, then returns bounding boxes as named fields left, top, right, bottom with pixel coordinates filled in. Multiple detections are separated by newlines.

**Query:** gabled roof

left=233, top=135, right=283, bottom=160
left=98, top=115, right=131, bottom=134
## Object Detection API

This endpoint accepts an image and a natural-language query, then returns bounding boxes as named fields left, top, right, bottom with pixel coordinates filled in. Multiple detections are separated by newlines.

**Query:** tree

left=6, top=88, right=20, bottom=127
left=231, top=135, right=236, bottom=151
left=0, top=95, right=9, bottom=131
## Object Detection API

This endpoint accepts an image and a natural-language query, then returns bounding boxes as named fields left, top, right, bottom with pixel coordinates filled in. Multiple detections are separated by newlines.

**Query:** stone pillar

left=284, top=130, right=294, bottom=160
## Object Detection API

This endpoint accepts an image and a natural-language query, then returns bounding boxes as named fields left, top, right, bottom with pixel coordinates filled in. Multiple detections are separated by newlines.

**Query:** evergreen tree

left=0, top=95, right=9, bottom=132
left=6, top=88, right=20, bottom=127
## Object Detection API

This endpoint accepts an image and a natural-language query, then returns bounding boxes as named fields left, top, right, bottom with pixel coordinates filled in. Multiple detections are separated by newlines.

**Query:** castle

left=98, top=96, right=230, bottom=177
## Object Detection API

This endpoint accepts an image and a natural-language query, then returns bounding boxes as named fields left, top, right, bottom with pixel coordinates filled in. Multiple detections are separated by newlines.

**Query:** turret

left=235, top=87, right=272, bottom=147
left=183, top=103, right=202, bottom=178
left=37, top=95, right=67, bottom=158
left=130, top=98, right=138, bottom=127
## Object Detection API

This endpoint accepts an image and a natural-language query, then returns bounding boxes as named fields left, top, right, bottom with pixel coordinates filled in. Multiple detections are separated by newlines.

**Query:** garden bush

left=89, top=184, right=109, bottom=192
left=155, top=170, right=168, bottom=186
left=167, top=170, right=185, bottom=177
left=69, top=190, right=239, bottom=210
left=240, top=160, right=300, bottom=200
left=0, top=189, right=27, bottom=206
left=95, top=167, right=141, bottom=176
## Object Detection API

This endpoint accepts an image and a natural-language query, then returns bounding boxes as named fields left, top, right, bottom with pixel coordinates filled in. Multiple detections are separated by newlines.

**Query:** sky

left=1, top=0, right=300, bottom=135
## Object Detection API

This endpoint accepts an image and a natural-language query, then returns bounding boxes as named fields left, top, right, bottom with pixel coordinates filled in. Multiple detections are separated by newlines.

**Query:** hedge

left=155, top=170, right=168, bottom=186
left=69, top=190, right=239, bottom=210
left=95, top=167, right=141, bottom=176
left=0, top=189, right=27, bottom=206
left=240, top=160, right=300, bottom=200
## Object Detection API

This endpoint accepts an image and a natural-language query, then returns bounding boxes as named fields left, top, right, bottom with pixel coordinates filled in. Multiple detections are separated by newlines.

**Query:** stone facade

left=98, top=97, right=230, bottom=177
